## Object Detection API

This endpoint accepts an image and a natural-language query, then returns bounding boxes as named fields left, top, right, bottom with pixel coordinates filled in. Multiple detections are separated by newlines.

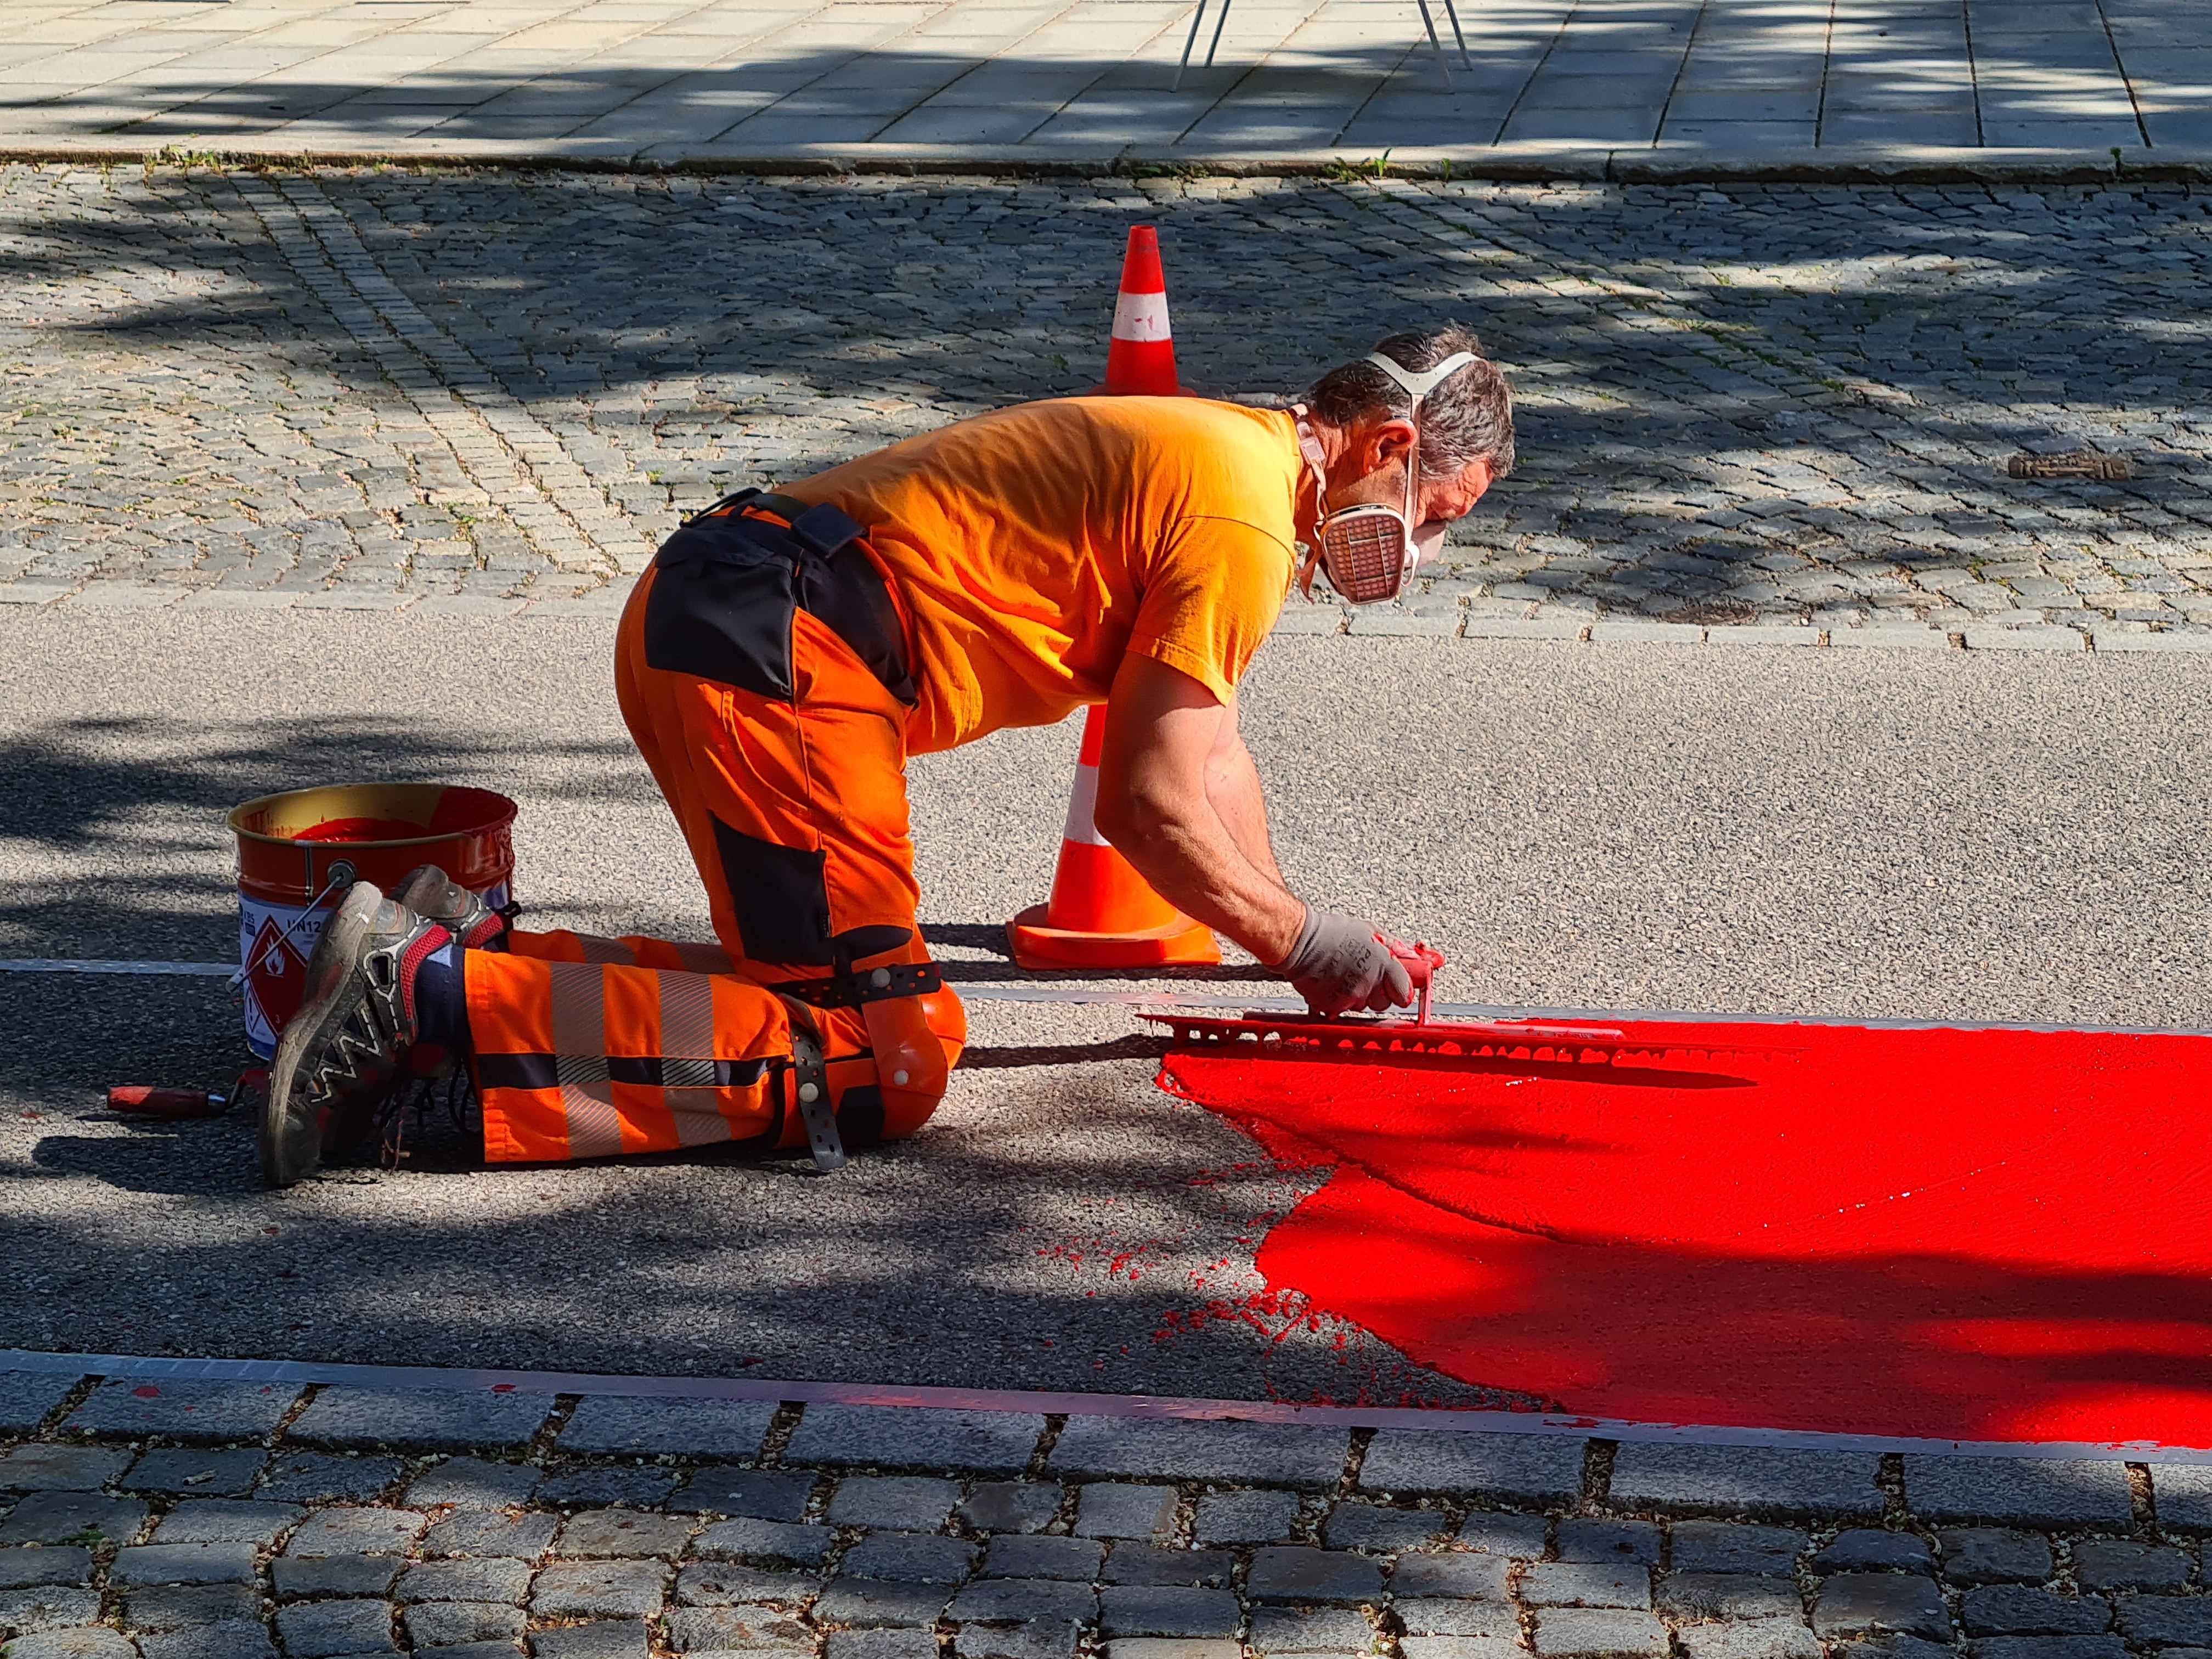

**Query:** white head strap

left=1366, top=349, right=1477, bottom=403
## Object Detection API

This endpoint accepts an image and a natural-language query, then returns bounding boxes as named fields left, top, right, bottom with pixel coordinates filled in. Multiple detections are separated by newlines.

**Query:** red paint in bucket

left=1159, top=1017, right=2212, bottom=1444
left=228, top=784, right=517, bottom=1058
left=293, top=816, right=435, bottom=843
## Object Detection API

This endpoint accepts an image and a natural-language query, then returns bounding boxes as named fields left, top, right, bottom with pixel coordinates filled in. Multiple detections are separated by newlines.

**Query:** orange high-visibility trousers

left=464, top=504, right=966, bottom=1164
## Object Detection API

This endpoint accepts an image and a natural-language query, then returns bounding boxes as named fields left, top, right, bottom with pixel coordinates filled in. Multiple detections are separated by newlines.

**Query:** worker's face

left=1325, top=416, right=1495, bottom=561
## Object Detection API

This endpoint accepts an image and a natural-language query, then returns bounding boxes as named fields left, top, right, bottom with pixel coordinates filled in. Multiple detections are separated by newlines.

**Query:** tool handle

left=1376, top=936, right=1447, bottom=1024
left=108, top=1085, right=226, bottom=1119
left=1383, top=936, right=1446, bottom=985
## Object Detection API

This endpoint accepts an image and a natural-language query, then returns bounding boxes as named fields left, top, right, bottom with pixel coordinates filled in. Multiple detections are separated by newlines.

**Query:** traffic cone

left=1007, top=704, right=1220, bottom=969
left=1092, top=225, right=1188, bottom=397
left=1008, top=226, right=1220, bottom=970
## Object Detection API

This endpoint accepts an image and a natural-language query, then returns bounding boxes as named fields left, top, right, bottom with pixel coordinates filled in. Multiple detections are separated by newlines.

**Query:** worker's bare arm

left=1094, top=654, right=1305, bottom=966
left=1203, top=702, right=1284, bottom=888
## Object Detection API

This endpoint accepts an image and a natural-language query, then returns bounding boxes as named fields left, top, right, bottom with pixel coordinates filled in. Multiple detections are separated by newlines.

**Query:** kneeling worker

left=261, top=326, right=1516, bottom=1186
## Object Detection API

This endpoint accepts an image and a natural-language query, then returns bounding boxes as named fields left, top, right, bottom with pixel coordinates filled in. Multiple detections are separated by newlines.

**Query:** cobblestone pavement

left=5, top=1363, right=2211, bottom=1659
left=4, top=163, right=2209, bottom=650
left=4, top=0, right=2197, bottom=161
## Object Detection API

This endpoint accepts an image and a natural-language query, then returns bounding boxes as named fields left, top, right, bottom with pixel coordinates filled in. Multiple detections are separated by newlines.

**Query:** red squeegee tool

left=1144, top=939, right=1796, bottom=1068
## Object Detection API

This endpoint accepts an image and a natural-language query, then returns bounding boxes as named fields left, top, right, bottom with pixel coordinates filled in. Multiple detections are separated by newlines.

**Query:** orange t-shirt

left=780, top=397, right=1302, bottom=757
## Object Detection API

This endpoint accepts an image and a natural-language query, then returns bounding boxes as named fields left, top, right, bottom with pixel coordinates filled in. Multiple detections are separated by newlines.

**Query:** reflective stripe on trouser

left=509, top=929, right=736, bottom=975
left=465, top=945, right=797, bottom=1164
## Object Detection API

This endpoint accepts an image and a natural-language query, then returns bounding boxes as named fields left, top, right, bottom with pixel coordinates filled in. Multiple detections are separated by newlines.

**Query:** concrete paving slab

left=0, top=0, right=2196, bottom=166
left=1666, top=92, right=1825, bottom=122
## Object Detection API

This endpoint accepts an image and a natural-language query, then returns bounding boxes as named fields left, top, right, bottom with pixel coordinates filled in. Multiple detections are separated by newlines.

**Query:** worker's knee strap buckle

left=788, top=1026, right=844, bottom=1174
left=776, top=962, right=943, bottom=1011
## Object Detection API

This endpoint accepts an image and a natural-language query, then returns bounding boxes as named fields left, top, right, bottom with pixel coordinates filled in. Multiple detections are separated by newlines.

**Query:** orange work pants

left=464, top=516, right=966, bottom=1164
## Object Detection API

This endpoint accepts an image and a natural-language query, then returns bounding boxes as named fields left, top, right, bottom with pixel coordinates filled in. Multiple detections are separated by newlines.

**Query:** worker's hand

left=1276, top=907, right=1415, bottom=1015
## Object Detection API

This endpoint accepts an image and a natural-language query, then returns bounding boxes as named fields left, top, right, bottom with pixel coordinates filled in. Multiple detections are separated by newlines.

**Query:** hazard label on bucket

left=240, top=909, right=314, bottom=1054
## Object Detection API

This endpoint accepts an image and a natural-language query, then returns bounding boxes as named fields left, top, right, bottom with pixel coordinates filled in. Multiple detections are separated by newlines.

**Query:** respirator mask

left=1293, top=349, right=1477, bottom=606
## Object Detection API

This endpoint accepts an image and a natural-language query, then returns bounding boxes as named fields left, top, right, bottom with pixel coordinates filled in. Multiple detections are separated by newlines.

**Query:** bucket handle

left=230, top=861, right=357, bottom=991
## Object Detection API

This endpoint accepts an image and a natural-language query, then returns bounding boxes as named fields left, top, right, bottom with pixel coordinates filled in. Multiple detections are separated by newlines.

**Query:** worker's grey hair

left=1301, top=324, right=1516, bottom=480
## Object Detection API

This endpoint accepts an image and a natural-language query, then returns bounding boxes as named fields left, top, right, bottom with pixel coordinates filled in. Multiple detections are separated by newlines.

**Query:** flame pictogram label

left=239, top=902, right=320, bottom=1058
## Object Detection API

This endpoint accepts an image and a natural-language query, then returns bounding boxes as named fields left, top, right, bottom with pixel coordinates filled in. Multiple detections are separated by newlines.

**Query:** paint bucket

left=228, top=783, right=517, bottom=1059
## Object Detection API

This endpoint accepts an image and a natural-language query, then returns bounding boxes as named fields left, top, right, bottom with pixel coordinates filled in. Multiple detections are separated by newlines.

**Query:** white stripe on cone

left=1061, top=762, right=1113, bottom=848
left=1111, top=290, right=1172, bottom=343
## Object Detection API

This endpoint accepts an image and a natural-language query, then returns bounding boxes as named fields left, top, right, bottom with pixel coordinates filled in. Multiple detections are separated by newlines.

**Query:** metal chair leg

left=1440, top=0, right=1474, bottom=70
left=1204, top=0, right=1233, bottom=68
left=1174, top=0, right=1208, bottom=92
left=1413, top=0, right=1454, bottom=89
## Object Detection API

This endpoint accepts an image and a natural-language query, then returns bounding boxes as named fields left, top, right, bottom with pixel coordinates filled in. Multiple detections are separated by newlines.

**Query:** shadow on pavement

left=961, top=1035, right=1173, bottom=1069
left=12, top=12, right=2165, bottom=150
left=0, top=963, right=1503, bottom=1409
left=0, top=713, right=637, bottom=962
left=15, top=163, right=2192, bottom=630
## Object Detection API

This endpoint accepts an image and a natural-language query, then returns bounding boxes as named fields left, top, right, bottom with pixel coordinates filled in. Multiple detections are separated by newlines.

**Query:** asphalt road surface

left=2, top=607, right=2206, bottom=1404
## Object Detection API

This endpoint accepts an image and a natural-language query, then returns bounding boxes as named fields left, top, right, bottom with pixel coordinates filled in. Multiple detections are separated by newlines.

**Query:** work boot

left=392, top=864, right=510, bottom=952
left=262, top=881, right=450, bottom=1189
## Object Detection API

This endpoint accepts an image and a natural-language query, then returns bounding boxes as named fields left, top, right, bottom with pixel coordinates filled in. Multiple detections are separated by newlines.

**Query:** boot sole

left=261, top=883, right=381, bottom=1188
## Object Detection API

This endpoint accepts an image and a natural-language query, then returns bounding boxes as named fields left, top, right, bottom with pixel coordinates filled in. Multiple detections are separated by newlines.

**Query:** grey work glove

left=1276, top=907, right=1414, bottom=1016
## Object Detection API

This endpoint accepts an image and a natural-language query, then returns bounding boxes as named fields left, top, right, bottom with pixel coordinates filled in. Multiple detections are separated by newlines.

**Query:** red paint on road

left=1159, top=1019, right=2212, bottom=1444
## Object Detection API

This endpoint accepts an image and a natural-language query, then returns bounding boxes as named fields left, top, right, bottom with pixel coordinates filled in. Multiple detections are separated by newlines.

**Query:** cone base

left=1006, top=904, right=1222, bottom=971
left=1088, top=382, right=1201, bottom=398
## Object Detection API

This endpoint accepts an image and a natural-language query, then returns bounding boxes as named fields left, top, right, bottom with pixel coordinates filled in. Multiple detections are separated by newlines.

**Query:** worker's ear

left=1363, top=417, right=1418, bottom=477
